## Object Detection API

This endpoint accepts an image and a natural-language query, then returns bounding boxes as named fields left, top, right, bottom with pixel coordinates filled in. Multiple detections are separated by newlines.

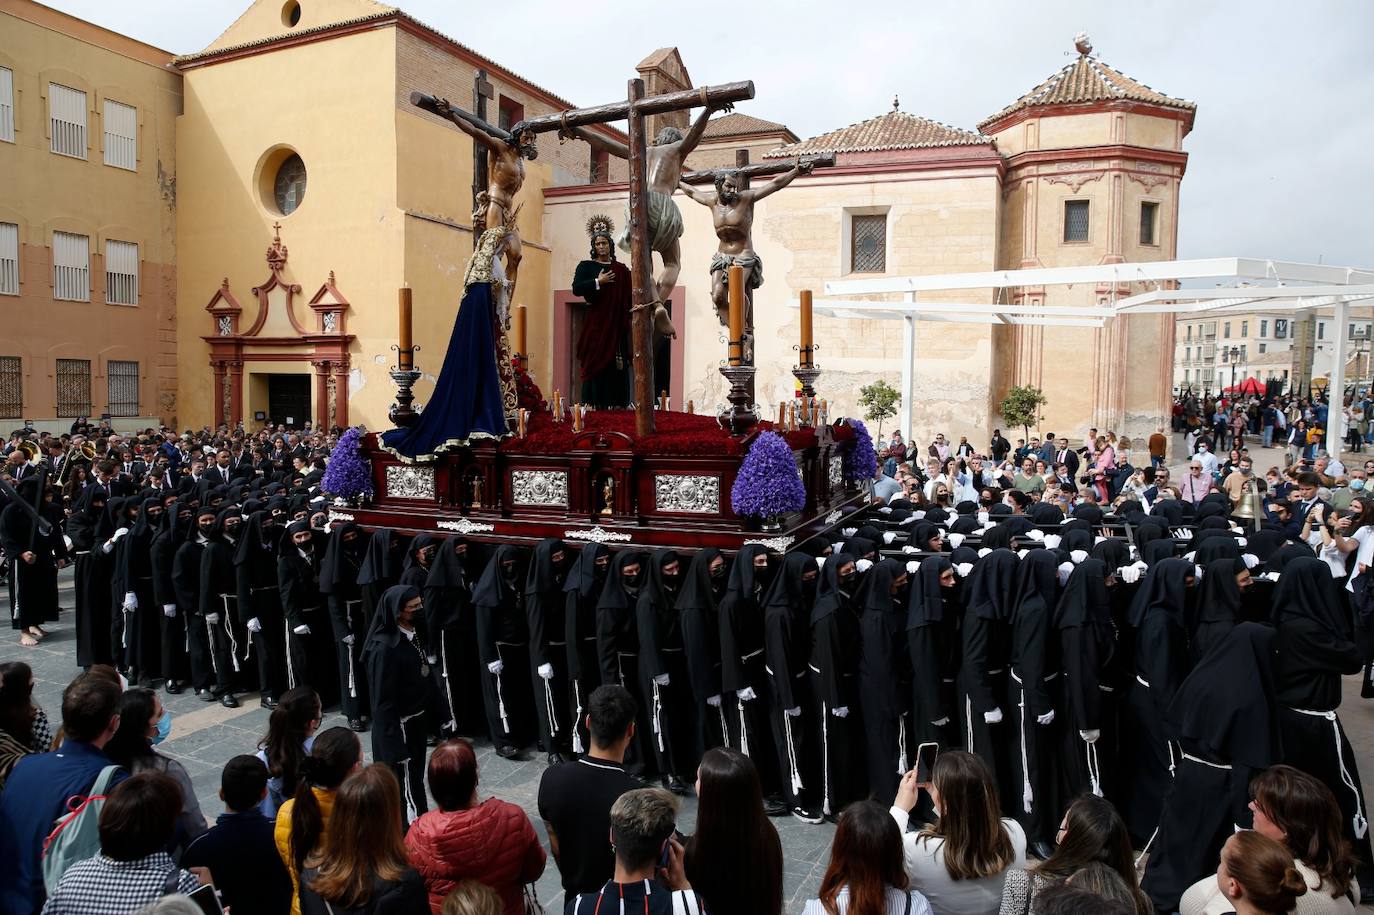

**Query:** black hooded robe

left=424, top=537, right=483, bottom=739
left=68, top=486, right=112, bottom=667
left=676, top=548, right=730, bottom=759
left=277, top=522, right=335, bottom=706
left=118, top=498, right=162, bottom=680
left=320, top=523, right=370, bottom=722
left=563, top=543, right=609, bottom=755
left=857, top=558, right=913, bottom=804
left=526, top=539, right=573, bottom=758
left=1, top=478, right=67, bottom=631
left=473, top=545, right=538, bottom=752
left=235, top=512, right=287, bottom=703
left=1055, top=559, right=1124, bottom=802
left=763, top=552, right=821, bottom=813
left=810, top=552, right=867, bottom=815
left=174, top=512, right=216, bottom=694
left=150, top=507, right=191, bottom=687
left=718, top=544, right=783, bottom=799
left=907, top=556, right=960, bottom=755
left=200, top=507, right=249, bottom=698
left=959, top=549, right=1019, bottom=793
left=635, top=549, right=695, bottom=782
left=595, top=550, right=653, bottom=777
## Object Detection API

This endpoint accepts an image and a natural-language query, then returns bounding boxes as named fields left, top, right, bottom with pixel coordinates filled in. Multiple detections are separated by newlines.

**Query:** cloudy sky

left=45, top=0, right=1374, bottom=269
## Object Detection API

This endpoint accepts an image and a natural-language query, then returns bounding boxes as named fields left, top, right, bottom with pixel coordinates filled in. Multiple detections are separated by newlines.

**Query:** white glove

left=1057, top=562, right=1075, bottom=586
left=1241, top=553, right=1260, bottom=569
left=831, top=706, right=850, bottom=718
left=293, top=624, right=311, bottom=636
left=842, top=527, right=857, bottom=537
left=539, top=663, right=555, bottom=680
left=1236, top=537, right=1248, bottom=547
left=1262, top=571, right=1281, bottom=582
left=1177, top=528, right=1194, bottom=541
left=427, top=655, right=437, bottom=664
left=736, top=687, right=757, bottom=702
left=1195, top=563, right=1205, bottom=580
left=1080, top=729, right=1101, bottom=744
left=1016, top=548, right=1031, bottom=559
left=984, top=708, right=1004, bottom=724
left=113, top=527, right=129, bottom=541
left=977, top=511, right=989, bottom=524
left=122, top=592, right=138, bottom=611
left=1183, top=550, right=1197, bottom=562
left=883, top=532, right=897, bottom=544
left=902, top=544, right=919, bottom=554
left=931, top=716, right=949, bottom=727
left=1025, top=529, right=1045, bottom=542
left=1118, top=564, right=1141, bottom=585
left=947, top=533, right=965, bottom=549
left=956, top=562, right=974, bottom=578
left=488, top=660, right=504, bottom=675
left=900, top=514, right=919, bottom=526
left=1070, top=549, right=1088, bottom=564
left=877, top=506, right=893, bottom=515
left=1043, top=534, right=1062, bottom=549
left=653, top=673, right=670, bottom=686
left=1037, top=710, right=1056, bottom=726
left=707, top=694, right=722, bottom=707
left=205, top=612, right=221, bottom=624
left=342, top=633, right=355, bottom=645
left=785, top=706, right=801, bottom=717
left=102, top=539, right=116, bottom=555
left=913, top=510, right=926, bottom=520
left=247, top=617, right=262, bottom=633
left=855, top=558, right=873, bottom=573
left=978, top=547, right=992, bottom=558
left=162, top=604, right=177, bottom=618
left=906, top=560, right=920, bottom=574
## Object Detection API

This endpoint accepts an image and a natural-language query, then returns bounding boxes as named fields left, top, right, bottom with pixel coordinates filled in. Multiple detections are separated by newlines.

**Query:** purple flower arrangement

left=842, top=418, right=877, bottom=482
left=731, top=430, right=806, bottom=519
left=321, top=426, right=374, bottom=501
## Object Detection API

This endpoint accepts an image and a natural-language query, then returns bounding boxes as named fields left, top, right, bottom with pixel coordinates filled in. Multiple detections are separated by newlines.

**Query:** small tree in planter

left=321, top=426, right=374, bottom=504
left=858, top=379, right=900, bottom=440
left=841, top=418, right=877, bottom=484
left=731, top=431, right=806, bottom=527
left=1000, top=385, right=1049, bottom=444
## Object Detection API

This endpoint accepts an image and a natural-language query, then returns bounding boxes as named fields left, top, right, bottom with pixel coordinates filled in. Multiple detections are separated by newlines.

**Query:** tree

left=858, top=379, right=901, bottom=441
left=1000, top=385, right=1049, bottom=443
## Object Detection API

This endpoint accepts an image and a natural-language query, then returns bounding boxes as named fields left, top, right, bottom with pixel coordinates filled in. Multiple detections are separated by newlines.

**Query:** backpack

left=41, top=765, right=122, bottom=893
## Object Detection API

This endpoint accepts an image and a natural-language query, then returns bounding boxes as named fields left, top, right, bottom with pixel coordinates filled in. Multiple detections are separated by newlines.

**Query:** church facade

left=5, top=0, right=1194, bottom=445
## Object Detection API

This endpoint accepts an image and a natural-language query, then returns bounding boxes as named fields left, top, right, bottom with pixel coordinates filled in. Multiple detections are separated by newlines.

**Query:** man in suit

left=204, top=449, right=234, bottom=486
left=116, top=448, right=147, bottom=483
left=1290, top=470, right=1330, bottom=526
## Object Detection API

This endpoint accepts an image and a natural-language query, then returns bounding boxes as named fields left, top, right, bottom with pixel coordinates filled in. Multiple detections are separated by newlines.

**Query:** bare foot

left=652, top=303, right=677, bottom=340
left=26, top=626, right=46, bottom=641
left=20, top=634, right=38, bottom=647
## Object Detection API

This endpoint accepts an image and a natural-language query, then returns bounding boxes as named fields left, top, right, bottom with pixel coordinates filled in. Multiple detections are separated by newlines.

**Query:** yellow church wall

left=175, top=26, right=402, bottom=430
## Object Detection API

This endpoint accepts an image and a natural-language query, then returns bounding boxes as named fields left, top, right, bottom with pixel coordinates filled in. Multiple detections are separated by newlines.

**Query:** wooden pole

left=627, top=79, right=655, bottom=437
left=680, top=152, right=836, bottom=185
left=508, top=81, right=754, bottom=136
left=471, top=69, right=494, bottom=250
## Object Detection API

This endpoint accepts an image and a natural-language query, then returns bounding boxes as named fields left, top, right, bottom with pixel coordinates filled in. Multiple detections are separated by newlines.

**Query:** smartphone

left=186, top=884, right=224, bottom=915
left=915, top=742, right=939, bottom=783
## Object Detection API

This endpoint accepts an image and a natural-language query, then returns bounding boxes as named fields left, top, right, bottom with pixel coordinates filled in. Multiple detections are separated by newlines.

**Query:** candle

left=799, top=289, right=813, bottom=366
left=788, top=402, right=796, bottom=431
left=727, top=265, right=745, bottom=365
left=398, top=285, right=413, bottom=369
left=778, top=402, right=786, bottom=426
left=513, top=304, right=528, bottom=366
left=687, top=399, right=695, bottom=414
left=572, top=404, right=581, bottom=432
left=518, top=409, right=528, bottom=438
left=659, top=391, right=668, bottom=411
left=801, top=398, right=810, bottom=427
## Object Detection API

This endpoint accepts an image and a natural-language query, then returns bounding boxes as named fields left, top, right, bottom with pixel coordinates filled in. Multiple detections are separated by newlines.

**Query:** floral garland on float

left=322, top=426, right=374, bottom=504
left=730, top=430, right=807, bottom=530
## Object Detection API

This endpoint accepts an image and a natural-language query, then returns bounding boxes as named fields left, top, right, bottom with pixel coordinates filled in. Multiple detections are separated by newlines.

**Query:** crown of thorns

left=585, top=214, right=615, bottom=240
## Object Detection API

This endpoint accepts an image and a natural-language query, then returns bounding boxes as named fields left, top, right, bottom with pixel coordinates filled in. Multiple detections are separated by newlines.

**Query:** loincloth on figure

left=617, top=190, right=684, bottom=253
left=708, top=251, right=763, bottom=289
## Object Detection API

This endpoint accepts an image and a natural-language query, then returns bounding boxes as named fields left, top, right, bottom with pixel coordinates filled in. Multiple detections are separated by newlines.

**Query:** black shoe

left=260, top=696, right=278, bottom=710
left=822, top=811, right=840, bottom=824
left=347, top=717, right=367, bottom=732
left=1029, top=840, right=1056, bottom=862
left=546, top=752, right=567, bottom=767
left=425, top=733, right=440, bottom=747
left=198, top=689, right=216, bottom=702
left=164, top=680, right=184, bottom=695
left=495, top=745, right=521, bottom=760
left=665, top=775, right=692, bottom=796
left=219, top=693, right=239, bottom=709
left=791, top=805, right=824, bottom=824
left=763, top=795, right=789, bottom=817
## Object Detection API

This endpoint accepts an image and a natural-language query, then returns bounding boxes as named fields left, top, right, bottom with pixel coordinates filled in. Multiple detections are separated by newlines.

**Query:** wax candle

left=800, top=289, right=813, bottom=366
left=398, top=285, right=413, bottom=369
left=687, top=399, right=695, bottom=414
left=727, top=265, right=745, bottom=366
left=778, top=402, right=787, bottom=426
left=788, top=402, right=796, bottom=431
left=513, top=304, right=527, bottom=365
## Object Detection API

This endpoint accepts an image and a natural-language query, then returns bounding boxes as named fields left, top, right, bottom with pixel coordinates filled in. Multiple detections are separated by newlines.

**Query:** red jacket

left=405, top=797, right=546, bottom=915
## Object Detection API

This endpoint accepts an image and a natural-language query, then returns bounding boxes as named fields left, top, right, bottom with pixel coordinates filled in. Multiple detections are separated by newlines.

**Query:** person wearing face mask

left=675, top=548, right=730, bottom=758
left=907, top=557, right=960, bottom=776
left=597, top=550, right=653, bottom=778
left=857, top=558, right=913, bottom=806
left=1191, top=557, right=1252, bottom=663
left=103, top=685, right=209, bottom=855
left=150, top=501, right=193, bottom=694
left=473, top=545, right=537, bottom=760
left=763, top=552, right=824, bottom=823
left=811, top=552, right=866, bottom=818
left=425, top=536, right=484, bottom=742
left=718, top=544, right=788, bottom=816
left=958, top=550, right=1019, bottom=798
left=237, top=510, right=287, bottom=710
left=117, top=496, right=163, bottom=684
left=175, top=506, right=221, bottom=703
left=320, top=523, right=371, bottom=732
left=563, top=542, right=610, bottom=756
left=199, top=505, right=248, bottom=709
left=363, top=585, right=443, bottom=825
left=636, top=549, right=695, bottom=795
left=524, top=538, right=574, bottom=767
left=69, top=485, right=114, bottom=669
left=278, top=519, right=334, bottom=706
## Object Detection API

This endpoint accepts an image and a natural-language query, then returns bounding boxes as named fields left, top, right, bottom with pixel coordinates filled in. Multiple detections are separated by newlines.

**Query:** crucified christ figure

left=563, top=102, right=733, bottom=339
left=677, top=159, right=812, bottom=341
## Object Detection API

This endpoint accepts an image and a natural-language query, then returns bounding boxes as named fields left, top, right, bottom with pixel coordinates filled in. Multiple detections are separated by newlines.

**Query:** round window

left=282, top=1, right=302, bottom=27
left=273, top=154, right=307, bottom=215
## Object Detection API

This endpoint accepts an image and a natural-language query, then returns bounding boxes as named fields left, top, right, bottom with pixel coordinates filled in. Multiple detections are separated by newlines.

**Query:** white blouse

left=890, top=807, right=1027, bottom=915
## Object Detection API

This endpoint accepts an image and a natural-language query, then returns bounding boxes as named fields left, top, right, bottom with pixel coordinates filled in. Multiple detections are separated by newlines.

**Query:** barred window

left=105, top=239, right=138, bottom=305
left=55, top=358, right=91, bottom=417
left=0, top=222, right=16, bottom=295
left=0, top=67, right=14, bottom=144
left=107, top=360, right=139, bottom=416
left=0, top=357, right=21, bottom=416
left=53, top=231, right=89, bottom=301
left=103, top=99, right=137, bottom=170
left=1140, top=201, right=1159, bottom=246
left=1063, top=200, right=1090, bottom=243
left=49, top=83, right=87, bottom=159
left=850, top=214, right=887, bottom=273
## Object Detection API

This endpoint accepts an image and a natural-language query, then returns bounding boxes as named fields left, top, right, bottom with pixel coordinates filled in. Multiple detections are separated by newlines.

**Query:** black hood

left=1054, top=558, right=1111, bottom=630
left=1127, top=557, right=1193, bottom=628
left=472, top=544, right=528, bottom=608
left=1273, top=555, right=1351, bottom=639
left=811, top=551, right=858, bottom=625
left=362, top=584, right=421, bottom=655
left=1166, top=622, right=1280, bottom=768
left=563, top=543, right=609, bottom=598
left=967, top=549, right=1019, bottom=622
left=596, top=550, right=647, bottom=612
left=524, top=538, right=569, bottom=595
left=905, top=556, right=953, bottom=630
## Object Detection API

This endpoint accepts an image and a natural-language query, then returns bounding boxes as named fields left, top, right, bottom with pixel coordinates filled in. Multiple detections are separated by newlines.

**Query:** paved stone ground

left=10, top=433, right=1373, bottom=912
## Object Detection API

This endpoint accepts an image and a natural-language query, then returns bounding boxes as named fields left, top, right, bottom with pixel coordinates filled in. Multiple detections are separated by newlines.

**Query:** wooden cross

left=471, top=69, right=495, bottom=250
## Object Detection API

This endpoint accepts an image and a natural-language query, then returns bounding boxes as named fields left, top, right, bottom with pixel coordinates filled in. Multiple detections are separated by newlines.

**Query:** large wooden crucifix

left=413, top=79, right=754, bottom=437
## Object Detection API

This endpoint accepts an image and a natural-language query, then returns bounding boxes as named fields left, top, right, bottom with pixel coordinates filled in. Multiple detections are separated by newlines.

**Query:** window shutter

left=103, top=100, right=137, bottom=170
left=0, top=223, right=17, bottom=295
left=0, top=357, right=21, bottom=416
left=105, top=239, right=139, bottom=305
left=49, top=83, right=88, bottom=158
left=107, top=360, right=139, bottom=416
left=55, top=359, right=91, bottom=417
left=0, top=68, right=14, bottom=143
left=53, top=231, right=90, bottom=301
left=1063, top=201, right=1090, bottom=242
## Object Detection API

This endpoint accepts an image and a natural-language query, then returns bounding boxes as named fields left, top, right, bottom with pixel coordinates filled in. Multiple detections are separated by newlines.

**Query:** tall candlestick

left=788, top=402, right=796, bottom=432
left=518, top=408, right=527, bottom=438
left=398, top=285, right=413, bottom=369
left=799, top=289, right=814, bottom=367
left=778, top=402, right=786, bottom=426
left=727, top=264, right=745, bottom=366
left=512, top=304, right=527, bottom=368
left=687, top=399, right=695, bottom=414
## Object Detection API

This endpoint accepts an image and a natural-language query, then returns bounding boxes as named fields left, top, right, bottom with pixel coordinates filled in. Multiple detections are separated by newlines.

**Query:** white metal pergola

left=794, top=257, right=1374, bottom=453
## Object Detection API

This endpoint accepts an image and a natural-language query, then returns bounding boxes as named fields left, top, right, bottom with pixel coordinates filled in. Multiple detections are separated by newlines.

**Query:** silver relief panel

left=385, top=465, right=436, bottom=501
left=829, top=456, right=843, bottom=489
left=654, top=474, right=720, bottom=514
left=511, top=469, right=568, bottom=507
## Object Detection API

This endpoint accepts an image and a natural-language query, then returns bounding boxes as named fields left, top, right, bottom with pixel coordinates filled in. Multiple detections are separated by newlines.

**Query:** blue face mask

left=1351, top=479, right=1366, bottom=491
left=152, top=709, right=172, bottom=746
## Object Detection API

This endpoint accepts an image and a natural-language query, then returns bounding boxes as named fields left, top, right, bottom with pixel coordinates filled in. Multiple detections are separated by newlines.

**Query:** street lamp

left=1229, top=345, right=1240, bottom=393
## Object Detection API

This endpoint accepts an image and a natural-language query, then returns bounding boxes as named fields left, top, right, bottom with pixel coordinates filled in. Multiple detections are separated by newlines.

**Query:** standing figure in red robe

left=570, top=216, right=633, bottom=408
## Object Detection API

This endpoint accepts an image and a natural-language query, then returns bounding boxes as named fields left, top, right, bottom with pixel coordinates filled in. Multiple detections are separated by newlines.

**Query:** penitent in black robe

left=68, top=487, right=112, bottom=667
left=473, top=545, right=537, bottom=752
left=1, top=482, right=67, bottom=630
left=563, top=543, right=608, bottom=755
left=763, top=552, right=821, bottom=812
left=811, top=553, right=866, bottom=816
left=526, top=538, right=572, bottom=758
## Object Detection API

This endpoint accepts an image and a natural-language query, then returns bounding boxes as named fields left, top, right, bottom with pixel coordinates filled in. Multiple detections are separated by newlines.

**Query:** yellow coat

left=274, top=786, right=336, bottom=915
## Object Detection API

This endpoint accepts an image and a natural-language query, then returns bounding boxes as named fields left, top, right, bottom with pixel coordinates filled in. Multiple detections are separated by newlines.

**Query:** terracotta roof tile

left=979, top=53, right=1195, bottom=130
left=701, top=112, right=795, bottom=140
left=762, top=108, right=988, bottom=158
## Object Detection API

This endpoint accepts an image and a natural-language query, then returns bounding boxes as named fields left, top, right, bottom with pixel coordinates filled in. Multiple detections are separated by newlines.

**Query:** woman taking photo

left=891, top=751, right=1024, bottom=915
left=275, top=726, right=363, bottom=915
left=300, top=764, right=428, bottom=915
left=1213, top=831, right=1308, bottom=915
left=803, top=800, right=933, bottom=915
left=685, top=747, right=784, bottom=915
